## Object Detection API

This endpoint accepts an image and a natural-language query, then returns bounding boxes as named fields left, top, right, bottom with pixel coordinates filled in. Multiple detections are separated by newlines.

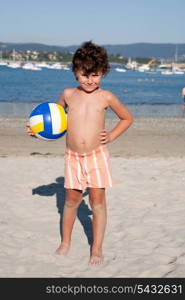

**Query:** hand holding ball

left=29, top=102, right=67, bottom=140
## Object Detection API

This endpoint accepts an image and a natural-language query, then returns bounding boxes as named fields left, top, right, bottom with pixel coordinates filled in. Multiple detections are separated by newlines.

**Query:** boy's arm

left=56, top=89, right=68, bottom=109
left=100, top=92, right=133, bottom=144
left=182, top=88, right=185, bottom=98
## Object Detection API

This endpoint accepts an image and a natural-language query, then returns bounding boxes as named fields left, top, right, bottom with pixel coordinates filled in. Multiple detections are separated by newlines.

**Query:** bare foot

left=55, top=242, right=70, bottom=255
left=89, top=252, right=104, bottom=265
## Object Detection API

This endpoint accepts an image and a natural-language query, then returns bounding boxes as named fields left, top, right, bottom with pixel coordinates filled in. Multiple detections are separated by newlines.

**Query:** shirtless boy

left=27, top=41, right=133, bottom=265
left=181, top=87, right=185, bottom=112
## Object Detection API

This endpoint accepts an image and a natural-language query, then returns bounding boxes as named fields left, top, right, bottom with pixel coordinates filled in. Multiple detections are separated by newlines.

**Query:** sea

left=0, top=64, right=184, bottom=118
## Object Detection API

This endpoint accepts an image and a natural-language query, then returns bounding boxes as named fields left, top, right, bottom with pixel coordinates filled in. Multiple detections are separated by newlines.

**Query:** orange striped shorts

left=64, top=145, right=114, bottom=190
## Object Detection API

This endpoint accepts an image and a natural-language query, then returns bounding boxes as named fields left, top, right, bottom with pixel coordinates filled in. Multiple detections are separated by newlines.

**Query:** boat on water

left=62, top=65, right=70, bottom=71
left=0, top=61, right=7, bottom=66
left=7, top=62, right=21, bottom=68
left=6, top=49, right=21, bottom=68
left=173, top=70, right=184, bottom=75
left=137, top=64, right=150, bottom=72
left=46, top=63, right=63, bottom=69
left=22, top=63, right=41, bottom=70
left=2, top=61, right=70, bottom=71
left=35, top=62, right=50, bottom=68
left=172, top=66, right=184, bottom=74
left=115, top=67, right=127, bottom=72
left=161, top=67, right=184, bottom=75
left=161, top=70, right=174, bottom=75
left=161, top=48, right=185, bottom=75
left=39, top=62, right=70, bottom=70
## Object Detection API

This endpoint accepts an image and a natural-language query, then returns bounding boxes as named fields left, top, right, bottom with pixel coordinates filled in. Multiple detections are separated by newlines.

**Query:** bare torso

left=64, top=87, right=108, bottom=153
left=182, top=87, right=185, bottom=97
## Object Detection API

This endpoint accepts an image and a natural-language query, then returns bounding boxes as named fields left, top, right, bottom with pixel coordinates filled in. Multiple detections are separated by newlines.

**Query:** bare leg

left=88, top=188, right=107, bottom=265
left=55, top=189, right=83, bottom=255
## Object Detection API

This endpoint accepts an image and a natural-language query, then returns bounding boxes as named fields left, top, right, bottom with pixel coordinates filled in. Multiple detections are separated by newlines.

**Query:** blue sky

left=1, top=0, right=185, bottom=45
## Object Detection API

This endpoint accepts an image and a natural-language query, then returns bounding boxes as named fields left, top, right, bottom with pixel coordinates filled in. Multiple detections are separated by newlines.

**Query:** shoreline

left=0, top=116, right=185, bottom=157
left=0, top=102, right=183, bottom=119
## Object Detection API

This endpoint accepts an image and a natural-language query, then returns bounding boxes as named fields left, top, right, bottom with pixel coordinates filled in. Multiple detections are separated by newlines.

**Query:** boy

left=27, top=41, right=133, bottom=265
left=181, top=87, right=185, bottom=112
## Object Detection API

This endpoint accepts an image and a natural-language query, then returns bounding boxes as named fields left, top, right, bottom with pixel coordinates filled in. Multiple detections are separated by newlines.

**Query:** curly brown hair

left=72, top=41, right=110, bottom=76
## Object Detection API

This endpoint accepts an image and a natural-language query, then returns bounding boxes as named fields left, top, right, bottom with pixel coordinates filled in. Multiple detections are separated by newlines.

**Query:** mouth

left=80, top=85, right=99, bottom=93
left=84, top=84, right=96, bottom=88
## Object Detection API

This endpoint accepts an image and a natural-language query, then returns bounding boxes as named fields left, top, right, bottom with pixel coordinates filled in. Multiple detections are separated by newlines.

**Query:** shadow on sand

left=32, top=176, right=93, bottom=246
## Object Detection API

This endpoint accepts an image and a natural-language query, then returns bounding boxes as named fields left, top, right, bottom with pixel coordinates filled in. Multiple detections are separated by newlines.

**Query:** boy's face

left=76, top=70, right=103, bottom=93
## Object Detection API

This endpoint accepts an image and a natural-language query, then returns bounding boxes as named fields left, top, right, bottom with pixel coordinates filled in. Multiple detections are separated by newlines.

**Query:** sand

left=0, top=116, right=185, bottom=157
left=0, top=116, right=185, bottom=278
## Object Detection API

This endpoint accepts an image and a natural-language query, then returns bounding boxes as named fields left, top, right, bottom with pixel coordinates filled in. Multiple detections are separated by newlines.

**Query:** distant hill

left=0, top=42, right=185, bottom=59
left=104, top=43, right=185, bottom=59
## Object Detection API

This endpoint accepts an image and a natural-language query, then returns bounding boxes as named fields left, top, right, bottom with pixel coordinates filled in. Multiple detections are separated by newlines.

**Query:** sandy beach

left=0, top=116, right=185, bottom=278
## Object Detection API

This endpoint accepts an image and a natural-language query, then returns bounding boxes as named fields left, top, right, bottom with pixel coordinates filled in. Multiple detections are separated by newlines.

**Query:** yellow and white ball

left=29, top=102, right=67, bottom=140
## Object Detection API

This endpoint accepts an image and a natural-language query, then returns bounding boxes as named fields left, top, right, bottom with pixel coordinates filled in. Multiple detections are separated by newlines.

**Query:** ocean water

left=0, top=65, right=184, bottom=117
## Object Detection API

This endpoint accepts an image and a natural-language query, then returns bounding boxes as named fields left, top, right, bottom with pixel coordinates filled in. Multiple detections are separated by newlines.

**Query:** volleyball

left=29, top=102, right=67, bottom=140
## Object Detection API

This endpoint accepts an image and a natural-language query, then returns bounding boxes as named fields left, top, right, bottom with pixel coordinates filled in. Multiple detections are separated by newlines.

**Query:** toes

left=55, top=243, right=70, bottom=255
left=89, top=255, right=103, bottom=265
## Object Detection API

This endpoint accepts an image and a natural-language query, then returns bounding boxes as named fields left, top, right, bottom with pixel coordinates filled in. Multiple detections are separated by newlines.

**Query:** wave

left=0, top=99, right=42, bottom=103
left=124, top=102, right=182, bottom=106
left=0, top=99, right=182, bottom=106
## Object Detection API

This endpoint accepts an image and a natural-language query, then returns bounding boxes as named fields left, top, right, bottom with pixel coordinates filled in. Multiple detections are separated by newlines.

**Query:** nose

left=87, top=76, right=93, bottom=84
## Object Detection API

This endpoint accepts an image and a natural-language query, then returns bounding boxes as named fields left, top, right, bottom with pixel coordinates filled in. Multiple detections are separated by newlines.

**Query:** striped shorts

left=64, top=145, right=114, bottom=190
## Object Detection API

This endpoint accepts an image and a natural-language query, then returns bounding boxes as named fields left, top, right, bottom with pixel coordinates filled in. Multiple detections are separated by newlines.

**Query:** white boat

left=115, top=67, right=126, bottom=72
left=137, top=64, right=150, bottom=72
left=126, top=58, right=138, bottom=70
left=34, top=62, right=46, bottom=68
left=7, top=49, right=21, bottom=68
left=0, top=61, right=7, bottom=66
left=172, top=66, right=184, bottom=75
left=161, top=70, right=173, bottom=75
left=161, top=48, right=185, bottom=75
left=161, top=67, right=184, bottom=75
left=22, top=63, right=41, bottom=70
left=173, top=70, right=184, bottom=75
left=47, top=63, right=63, bottom=69
left=7, top=62, right=21, bottom=68
left=35, top=62, right=50, bottom=68
left=62, top=65, right=70, bottom=70
left=45, top=63, right=70, bottom=70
